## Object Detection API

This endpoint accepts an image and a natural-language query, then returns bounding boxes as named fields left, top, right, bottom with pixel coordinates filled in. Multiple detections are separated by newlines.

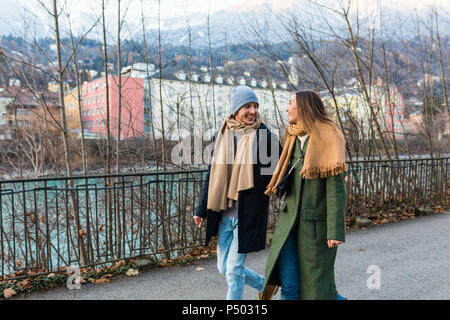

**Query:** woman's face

left=286, top=94, right=300, bottom=124
left=235, top=102, right=259, bottom=125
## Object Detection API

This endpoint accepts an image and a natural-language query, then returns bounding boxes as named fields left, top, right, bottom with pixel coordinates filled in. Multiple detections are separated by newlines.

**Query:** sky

left=0, top=0, right=245, bottom=37
left=0, top=0, right=447, bottom=38
left=2, top=0, right=242, bottom=25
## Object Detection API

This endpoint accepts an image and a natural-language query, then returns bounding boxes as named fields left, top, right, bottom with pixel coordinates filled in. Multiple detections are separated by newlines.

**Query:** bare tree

left=140, top=0, right=158, bottom=158
left=157, top=0, right=166, bottom=169
left=100, top=0, right=112, bottom=175
left=66, top=9, right=100, bottom=175
left=414, top=8, right=436, bottom=157
left=116, top=0, right=123, bottom=174
left=207, top=2, right=217, bottom=130
left=432, top=3, right=449, bottom=119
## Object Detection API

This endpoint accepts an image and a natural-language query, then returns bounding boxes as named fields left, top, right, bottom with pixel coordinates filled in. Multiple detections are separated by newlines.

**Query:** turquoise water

left=0, top=172, right=207, bottom=278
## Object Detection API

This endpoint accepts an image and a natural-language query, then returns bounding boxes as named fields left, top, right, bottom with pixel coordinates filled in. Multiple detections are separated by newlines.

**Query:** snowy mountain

left=0, top=0, right=446, bottom=48
left=144, top=0, right=445, bottom=47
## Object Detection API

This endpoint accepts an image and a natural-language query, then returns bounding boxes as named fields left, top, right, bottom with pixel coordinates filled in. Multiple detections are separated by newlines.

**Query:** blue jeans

left=278, top=228, right=301, bottom=300
left=278, top=228, right=346, bottom=300
left=217, top=216, right=265, bottom=300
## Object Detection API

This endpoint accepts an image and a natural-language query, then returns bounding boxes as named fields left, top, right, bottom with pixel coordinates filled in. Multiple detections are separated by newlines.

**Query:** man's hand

left=193, top=216, right=205, bottom=228
left=327, top=239, right=343, bottom=248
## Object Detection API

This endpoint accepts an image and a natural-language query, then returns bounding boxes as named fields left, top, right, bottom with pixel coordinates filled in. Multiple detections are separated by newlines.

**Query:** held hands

left=193, top=216, right=205, bottom=228
left=327, top=239, right=343, bottom=248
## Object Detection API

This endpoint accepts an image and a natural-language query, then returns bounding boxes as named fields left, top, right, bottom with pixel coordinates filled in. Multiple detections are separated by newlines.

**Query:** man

left=194, top=85, right=279, bottom=300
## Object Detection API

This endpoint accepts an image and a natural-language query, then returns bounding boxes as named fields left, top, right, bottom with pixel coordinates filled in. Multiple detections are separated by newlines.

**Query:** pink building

left=81, top=76, right=145, bottom=139
left=373, top=78, right=406, bottom=139
left=383, top=84, right=405, bottom=138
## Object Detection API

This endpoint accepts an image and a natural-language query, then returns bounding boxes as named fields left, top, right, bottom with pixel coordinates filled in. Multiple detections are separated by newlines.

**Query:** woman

left=261, top=90, right=347, bottom=300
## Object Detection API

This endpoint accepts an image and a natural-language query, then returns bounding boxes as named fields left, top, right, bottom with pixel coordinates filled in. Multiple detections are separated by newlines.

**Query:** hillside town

left=1, top=59, right=447, bottom=144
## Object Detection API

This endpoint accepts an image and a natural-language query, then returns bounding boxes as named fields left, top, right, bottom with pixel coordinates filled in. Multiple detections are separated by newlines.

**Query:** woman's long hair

left=295, top=90, right=333, bottom=134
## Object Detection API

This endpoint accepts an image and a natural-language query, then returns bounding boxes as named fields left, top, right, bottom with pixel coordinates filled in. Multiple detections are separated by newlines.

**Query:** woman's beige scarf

left=265, top=120, right=347, bottom=195
left=207, top=114, right=262, bottom=212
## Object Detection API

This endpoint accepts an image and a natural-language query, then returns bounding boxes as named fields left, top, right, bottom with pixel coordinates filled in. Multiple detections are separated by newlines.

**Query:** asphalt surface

left=15, top=213, right=450, bottom=300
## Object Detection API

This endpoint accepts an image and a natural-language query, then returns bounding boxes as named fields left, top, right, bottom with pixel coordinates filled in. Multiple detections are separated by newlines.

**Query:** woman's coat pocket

left=301, top=208, right=327, bottom=241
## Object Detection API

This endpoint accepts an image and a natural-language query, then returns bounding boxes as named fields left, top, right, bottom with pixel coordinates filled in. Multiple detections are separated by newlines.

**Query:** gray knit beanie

left=228, top=86, right=259, bottom=115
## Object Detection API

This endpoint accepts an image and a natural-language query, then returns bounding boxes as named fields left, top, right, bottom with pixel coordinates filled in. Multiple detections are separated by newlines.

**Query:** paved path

left=16, top=213, right=450, bottom=300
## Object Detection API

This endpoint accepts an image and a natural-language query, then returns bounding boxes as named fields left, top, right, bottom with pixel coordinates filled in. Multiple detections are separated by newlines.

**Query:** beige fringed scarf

left=207, top=114, right=262, bottom=212
left=265, top=120, right=347, bottom=195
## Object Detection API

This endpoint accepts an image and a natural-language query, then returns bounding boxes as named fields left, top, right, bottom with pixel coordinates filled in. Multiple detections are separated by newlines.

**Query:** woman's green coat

left=262, top=137, right=347, bottom=300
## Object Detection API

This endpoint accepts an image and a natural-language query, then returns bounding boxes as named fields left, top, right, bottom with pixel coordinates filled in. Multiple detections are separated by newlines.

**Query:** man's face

left=235, top=102, right=259, bottom=125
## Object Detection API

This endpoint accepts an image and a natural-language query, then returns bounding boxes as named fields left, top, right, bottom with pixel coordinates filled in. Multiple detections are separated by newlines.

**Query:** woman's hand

left=193, top=216, right=205, bottom=228
left=327, top=239, right=343, bottom=248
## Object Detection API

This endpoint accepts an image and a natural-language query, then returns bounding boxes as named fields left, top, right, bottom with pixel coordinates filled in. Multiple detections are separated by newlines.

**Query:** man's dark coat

left=195, top=122, right=280, bottom=253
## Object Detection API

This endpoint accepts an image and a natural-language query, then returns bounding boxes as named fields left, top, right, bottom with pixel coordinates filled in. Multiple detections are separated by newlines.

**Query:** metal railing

left=345, top=158, right=449, bottom=217
left=0, top=158, right=448, bottom=281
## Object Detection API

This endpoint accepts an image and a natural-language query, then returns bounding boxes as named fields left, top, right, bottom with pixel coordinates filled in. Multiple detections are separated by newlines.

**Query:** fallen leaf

left=3, top=288, right=17, bottom=299
left=88, top=277, right=110, bottom=284
left=125, top=268, right=139, bottom=277
left=47, top=273, right=56, bottom=278
left=75, top=276, right=86, bottom=284
left=95, top=278, right=111, bottom=284
left=114, top=260, right=126, bottom=268
left=22, top=279, right=32, bottom=290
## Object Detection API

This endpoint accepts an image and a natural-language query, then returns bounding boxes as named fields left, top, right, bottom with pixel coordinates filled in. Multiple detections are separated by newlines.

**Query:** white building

left=225, top=77, right=234, bottom=85
left=288, top=56, right=300, bottom=87
left=237, top=77, right=246, bottom=86
left=0, top=94, right=11, bottom=129
left=215, top=75, right=223, bottom=84
left=190, top=73, right=199, bottom=82
left=202, top=74, right=211, bottom=83
left=145, top=78, right=291, bottom=141
left=175, top=70, right=187, bottom=81
left=321, top=80, right=406, bottom=139
left=122, top=63, right=157, bottom=78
